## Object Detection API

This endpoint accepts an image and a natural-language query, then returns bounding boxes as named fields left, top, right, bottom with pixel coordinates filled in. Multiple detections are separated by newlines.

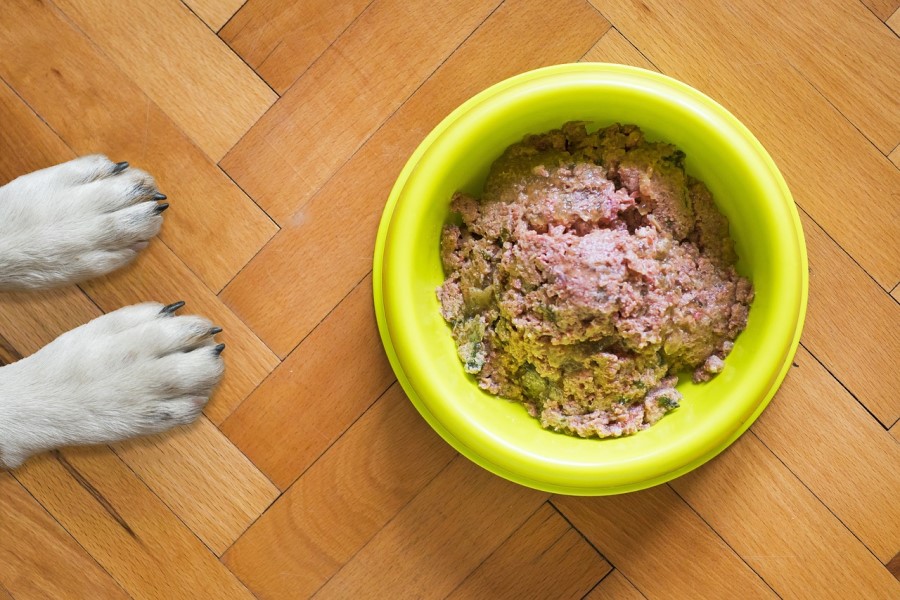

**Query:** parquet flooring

left=0, top=1, right=898, bottom=598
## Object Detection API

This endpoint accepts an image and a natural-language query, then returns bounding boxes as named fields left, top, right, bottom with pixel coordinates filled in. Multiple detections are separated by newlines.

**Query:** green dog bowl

left=373, top=64, right=807, bottom=495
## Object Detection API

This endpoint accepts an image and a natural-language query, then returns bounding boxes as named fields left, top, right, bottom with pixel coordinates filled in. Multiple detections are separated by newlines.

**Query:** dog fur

left=0, top=155, right=224, bottom=469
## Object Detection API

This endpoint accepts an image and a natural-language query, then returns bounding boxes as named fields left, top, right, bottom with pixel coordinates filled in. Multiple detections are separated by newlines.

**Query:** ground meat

left=437, top=123, right=753, bottom=438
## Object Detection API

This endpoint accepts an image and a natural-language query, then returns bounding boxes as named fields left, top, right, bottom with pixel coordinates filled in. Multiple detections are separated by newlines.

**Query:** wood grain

left=223, top=384, right=457, bottom=599
left=313, top=455, right=548, bottom=599
left=221, top=0, right=373, bottom=93
left=553, top=486, right=776, bottom=599
left=671, top=433, right=900, bottom=598
left=446, top=503, right=610, bottom=600
left=220, top=0, right=608, bottom=355
left=861, top=0, right=900, bottom=21
left=0, top=78, right=76, bottom=182
left=0, top=287, right=99, bottom=356
left=596, top=0, right=900, bottom=153
left=2, top=0, right=898, bottom=596
left=888, top=7, right=900, bottom=34
left=114, top=416, right=279, bottom=555
left=220, top=0, right=502, bottom=223
left=53, top=0, right=276, bottom=161
left=221, top=275, right=394, bottom=488
left=582, top=27, right=656, bottom=69
left=718, top=0, right=899, bottom=153
left=799, top=209, right=900, bottom=424
left=0, top=0, right=278, bottom=292
left=0, top=473, right=127, bottom=599
left=751, top=347, right=900, bottom=561
left=585, top=571, right=646, bottom=600
left=183, top=0, right=246, bottom=31
left=14, top=449, right=254, bottom=599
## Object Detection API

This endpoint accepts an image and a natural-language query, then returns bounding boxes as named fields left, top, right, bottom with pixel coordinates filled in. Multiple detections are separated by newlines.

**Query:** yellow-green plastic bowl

left=373, top=64, right=807, bottom=495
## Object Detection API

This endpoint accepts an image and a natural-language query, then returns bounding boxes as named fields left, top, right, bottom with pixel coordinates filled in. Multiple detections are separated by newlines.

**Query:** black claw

left=153, top=192, right=167, bottom=201
left=213, top=343, right=226, bottom=356
left=112, top=161, right=129, bottom=174
left=155, top=202, right=169, bottom=214
left=160, top=300, right=185, bottom=315
left=208, top=326, right=223, bottom=336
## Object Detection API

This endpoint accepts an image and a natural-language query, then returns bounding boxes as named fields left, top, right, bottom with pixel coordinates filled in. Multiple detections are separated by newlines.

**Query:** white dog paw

left=0, top=155, right=168, bottom=290
left=0, top=302, right=224, bottom=468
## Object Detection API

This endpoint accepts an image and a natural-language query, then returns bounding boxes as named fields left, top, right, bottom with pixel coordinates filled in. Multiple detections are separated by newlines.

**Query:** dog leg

left=0, top=155, right=166, bottom=290
left=0, top=302, right=224, bottom=468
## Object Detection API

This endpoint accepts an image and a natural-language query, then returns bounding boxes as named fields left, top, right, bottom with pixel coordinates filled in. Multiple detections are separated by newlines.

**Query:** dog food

left=437, top=123, right=753, bottom=438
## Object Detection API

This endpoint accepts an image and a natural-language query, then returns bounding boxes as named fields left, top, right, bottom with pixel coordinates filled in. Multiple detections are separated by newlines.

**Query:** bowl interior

left=379, top=65, right=805, bottom=493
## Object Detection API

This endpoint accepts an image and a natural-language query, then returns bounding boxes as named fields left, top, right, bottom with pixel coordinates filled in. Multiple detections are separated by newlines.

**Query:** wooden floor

left=0, top=0, right=898, bottom=598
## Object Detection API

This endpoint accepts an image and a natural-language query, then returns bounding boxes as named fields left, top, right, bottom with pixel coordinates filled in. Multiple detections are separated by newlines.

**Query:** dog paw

left=0, top=155, right=168, bottom=290
left=0, top=302, right=224, bottom=468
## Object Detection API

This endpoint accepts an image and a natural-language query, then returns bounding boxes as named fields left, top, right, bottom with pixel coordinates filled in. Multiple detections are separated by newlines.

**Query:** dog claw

left=208, top=326, right=223, bottom=336
left=160, top=301, right=185, bottom=315
left=112, top=161, right=129, bottom=174
left=155, top=202, right=169, bottom=214
left=213, top=343, right=226, bottom=356
left=153, top=192, right=167, bottom=201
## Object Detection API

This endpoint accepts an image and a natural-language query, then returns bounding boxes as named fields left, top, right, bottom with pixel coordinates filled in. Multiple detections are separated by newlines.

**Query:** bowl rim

left=373, top=63, right=808, bottom=495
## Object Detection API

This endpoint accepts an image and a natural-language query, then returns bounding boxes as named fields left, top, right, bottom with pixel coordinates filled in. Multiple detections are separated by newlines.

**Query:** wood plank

left=3, top=121, right=278, bottom=427
left=670, top=433, right=900, bottom=598
left=0, top=97, right=280, bottom=551
left=800, top=210, right=900, bottom=424
left=220, top=0, right=503, bottom=223
left=594, top=1, right=900, bottom=288
left=0, top=288, right=99, bottom=356
left=553, top=487, right=776, bottom=600
left=0, top=333, right=19, bottom=366
left=861, top=0, right=900, bottom=21
left=0, top=80, right=278, bottom=557
left=313, top=456, right=548, bottom=599
left=54, top=0, right=276, bottom=161
left=889, top=7, right=900, bottom=34
left=114, top=416, right=279, bottom=555
left=0, top=285, right=280, bottom=562
left=0, top=0, right=277, bottom=292
left=750, top=346, right=900, bottom=561
left=0, top=472, right=127, bottom=599
left=220, top=0, right=609, bottom=355
left=220, top=274, right=394, bottom=488
left=0, top=78, right=75, bottom=182
left=582, top=27, right=656, bottom=70
left=719, top=0, right=899, bottom=153
left=447, top=503, right=610, bottom=600
left=222, top=384, right=458, bottom=599
left=585, top=571, right=646, bottom=600
left=14, top=448, right=253, bottom=599
left=890, top=144, right=900, bottom=168
left=183, top=0, right=246, bottom=31
left=221, top=0, right=373, bottom=93
left=888, top=552, right=900, bottom=581
left=80, top=243, right=280, bottom=425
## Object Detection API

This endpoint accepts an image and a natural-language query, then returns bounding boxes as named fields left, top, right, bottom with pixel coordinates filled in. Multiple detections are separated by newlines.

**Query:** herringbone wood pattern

left=0, top=1, right=898, bottom=598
